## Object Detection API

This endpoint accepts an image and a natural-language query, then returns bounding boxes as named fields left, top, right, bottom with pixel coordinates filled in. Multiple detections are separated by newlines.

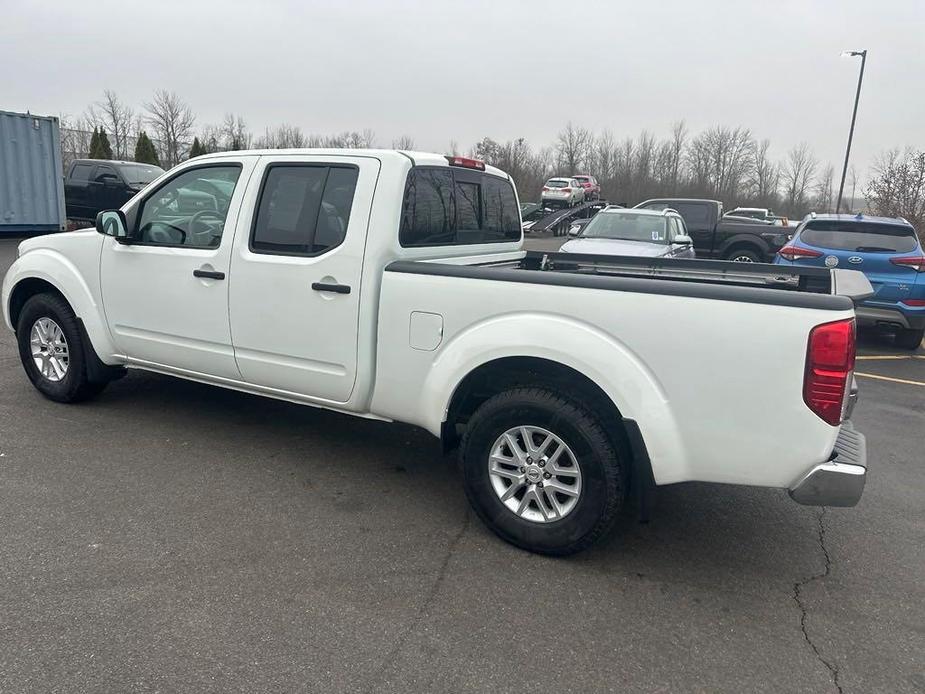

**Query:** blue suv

left=775, top=214, right=925, bottom=350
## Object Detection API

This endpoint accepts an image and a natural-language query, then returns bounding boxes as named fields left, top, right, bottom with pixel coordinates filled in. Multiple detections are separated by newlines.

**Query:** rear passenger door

left=228, top=155, right=380, bottom=403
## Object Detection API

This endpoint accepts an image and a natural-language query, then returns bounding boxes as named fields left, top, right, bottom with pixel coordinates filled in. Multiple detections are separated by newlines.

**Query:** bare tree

left=814, top=164, right=835, bottom=213
left=391, top=135, right=415, bottom=150
left=782, top=143, right=818, bottom=215
left=749, top=138, right=779, bottom=205
left=222, top=113, right=251, bottom=150
left=255, top=124, right=307, bottom=149
left=666, top=120, right=687, bottom=192
left=144, top=90, right=195, bottom=167
left=555, top=122, right=591, bottom=174
left=866, top=148, right=925, bottom=234
left=90, top=90, right=135, bottom=160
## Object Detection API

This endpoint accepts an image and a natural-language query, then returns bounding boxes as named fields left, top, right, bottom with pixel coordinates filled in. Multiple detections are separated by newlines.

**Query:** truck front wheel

left=16, top=293, right=109, bottom=403
left=460, top=387, right=625, bottom=555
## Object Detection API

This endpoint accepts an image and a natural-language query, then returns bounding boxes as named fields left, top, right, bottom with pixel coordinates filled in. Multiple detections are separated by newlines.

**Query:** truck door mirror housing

left=95, top=210, right=128, bottom=239
left=673, top=234, right=693, bottom=245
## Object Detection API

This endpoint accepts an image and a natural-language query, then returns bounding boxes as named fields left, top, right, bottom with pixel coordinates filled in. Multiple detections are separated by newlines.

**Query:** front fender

left=418, top=312, right=687, bottom=483
left=2, top=249, right=118, bottom=363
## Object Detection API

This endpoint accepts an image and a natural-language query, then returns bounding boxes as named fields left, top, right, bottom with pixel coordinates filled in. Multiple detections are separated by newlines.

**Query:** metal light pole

left=836, top=50, right=867, bottom=214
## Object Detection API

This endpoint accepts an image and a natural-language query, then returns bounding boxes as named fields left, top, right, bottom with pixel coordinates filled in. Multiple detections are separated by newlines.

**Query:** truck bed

left=386, top=251, right=872, bottom=311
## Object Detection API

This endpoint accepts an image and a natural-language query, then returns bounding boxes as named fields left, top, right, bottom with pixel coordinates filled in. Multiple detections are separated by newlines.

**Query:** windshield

left=801, top=220, right=918, bottom=253
left=117, top=163, right=164, bottom=185
left=546, top=180, right=569, bottom=188
left=582, top=213, right=668, bottom=244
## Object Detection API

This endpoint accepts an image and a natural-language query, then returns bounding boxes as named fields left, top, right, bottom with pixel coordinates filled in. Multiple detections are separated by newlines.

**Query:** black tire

left=460, top=387, right=625, bottom=556
left=16, top=293, right=108, bottom=403
left=895, top=327, right=924, bottom=351
left=725, top=248, right=762, bottom=263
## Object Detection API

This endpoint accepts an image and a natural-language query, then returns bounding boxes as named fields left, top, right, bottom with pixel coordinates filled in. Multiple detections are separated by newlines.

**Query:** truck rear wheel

left=726, top=248, right=762, bottom=263
left=16, top=293, right=108, bottom=403
left=460, top=387, right=625, bottom=555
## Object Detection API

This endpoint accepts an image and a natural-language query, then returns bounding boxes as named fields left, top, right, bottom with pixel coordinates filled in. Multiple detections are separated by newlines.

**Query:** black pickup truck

left=64, top=159, right=163, bottom=221
left=634, top=198, right=791, bottom=262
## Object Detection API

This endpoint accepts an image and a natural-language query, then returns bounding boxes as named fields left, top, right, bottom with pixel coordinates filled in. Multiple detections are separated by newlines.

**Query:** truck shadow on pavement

left=87, top=369, right=825, bottom=586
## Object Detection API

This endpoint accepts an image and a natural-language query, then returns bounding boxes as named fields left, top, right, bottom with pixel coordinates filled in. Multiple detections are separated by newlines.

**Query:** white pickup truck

left=2, top=150, right=871, bottom=555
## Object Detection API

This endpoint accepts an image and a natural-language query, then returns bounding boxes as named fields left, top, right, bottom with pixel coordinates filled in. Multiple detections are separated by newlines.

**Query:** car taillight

left=444, top=155, right=486, bottom=171
left=889, top=256, right=925, bottom=272
left=804, top=319, right=856, bottom=426
left=542, top=187, right=550, bottom=192
left=779, top=245, right=823, bottom=261
left=562, top=188, right=571, bottom=193
left=901, top=299, right=925, bottom=307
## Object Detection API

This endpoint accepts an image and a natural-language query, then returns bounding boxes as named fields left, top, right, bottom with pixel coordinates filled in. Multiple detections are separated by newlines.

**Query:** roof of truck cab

left=193, top=148, right=509, bottom=179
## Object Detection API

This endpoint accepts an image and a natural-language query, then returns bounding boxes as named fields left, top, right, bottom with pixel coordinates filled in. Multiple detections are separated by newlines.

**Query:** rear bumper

left=856, top=304, right=925, bottom=330
left=789, top=421, right=867, bottom=507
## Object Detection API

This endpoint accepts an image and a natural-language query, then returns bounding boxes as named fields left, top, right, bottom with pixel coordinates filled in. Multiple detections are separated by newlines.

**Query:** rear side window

left=801, top=220, right=918, bottom=253
left=251, top=165, right=358, bottom=256
left=400, top=167, right=520, bottom=247
left=71, top=163, right=94, bottom=181
left=672, top=203, right=711, bottom=225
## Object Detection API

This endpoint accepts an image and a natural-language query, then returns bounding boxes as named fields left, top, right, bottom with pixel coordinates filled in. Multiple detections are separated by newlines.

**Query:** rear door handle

left=311, top=282, right=351, bottom=294
left=193, top=268, right=225, bottom=280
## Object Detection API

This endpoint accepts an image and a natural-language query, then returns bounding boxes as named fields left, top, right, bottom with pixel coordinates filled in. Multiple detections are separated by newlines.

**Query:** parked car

left=635, top=198, right=789, bottom=262
left=775, top=213, right=925, bottom=350
left=561, top=207, right=695, bottom=259
left=520, top=202, right=546, bottom=233
left=541, top=177, right=584, bottom=208
left=65, top=159, right=164, bottom=221
left=572, top=174, right=600, bottom=201
left=3, top=150, right=871, bottom=556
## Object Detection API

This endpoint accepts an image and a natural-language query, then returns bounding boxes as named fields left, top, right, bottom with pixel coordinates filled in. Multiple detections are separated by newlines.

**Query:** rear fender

left=419, top=312, right=686, bottom=483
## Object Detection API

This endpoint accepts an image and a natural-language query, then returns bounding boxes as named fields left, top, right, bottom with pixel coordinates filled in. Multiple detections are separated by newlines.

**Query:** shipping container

left=0, top=110, right=66, bottom=235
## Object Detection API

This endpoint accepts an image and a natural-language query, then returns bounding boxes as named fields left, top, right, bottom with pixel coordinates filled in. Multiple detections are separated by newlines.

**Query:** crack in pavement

left=792, top=507, right=843, bottom=694
left=364, top=507, right=471, bottom=692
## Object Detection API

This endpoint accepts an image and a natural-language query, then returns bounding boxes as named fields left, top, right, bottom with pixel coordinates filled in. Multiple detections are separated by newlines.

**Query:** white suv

left=541, top=178, right=584, bottom=208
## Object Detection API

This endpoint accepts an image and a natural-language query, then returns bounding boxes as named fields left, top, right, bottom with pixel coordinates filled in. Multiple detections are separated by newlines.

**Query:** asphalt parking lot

left=1, top=236, right=923, bottom=693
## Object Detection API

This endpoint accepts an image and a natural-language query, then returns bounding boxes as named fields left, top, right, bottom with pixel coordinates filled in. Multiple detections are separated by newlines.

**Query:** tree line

left=59, top=90, right=923, bottom=233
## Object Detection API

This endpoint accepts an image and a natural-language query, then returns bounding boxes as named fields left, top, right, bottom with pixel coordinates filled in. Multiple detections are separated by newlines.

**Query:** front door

left=100, top=158, right=256, bottom=379
left=228, top=154, right=379, bottom=403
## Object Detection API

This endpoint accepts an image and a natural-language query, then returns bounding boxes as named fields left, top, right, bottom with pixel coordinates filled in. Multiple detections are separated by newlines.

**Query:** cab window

left=251, top=164, right=359, bottom=256
left=136, top=165, right=241, bottom=248
left=400, top=167, right=520, bottom=247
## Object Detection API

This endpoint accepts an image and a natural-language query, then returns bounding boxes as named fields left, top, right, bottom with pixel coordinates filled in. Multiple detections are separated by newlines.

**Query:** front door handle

left=312, top=282, right=351, bottom=294
left=193, top=268, right=225, bottom=280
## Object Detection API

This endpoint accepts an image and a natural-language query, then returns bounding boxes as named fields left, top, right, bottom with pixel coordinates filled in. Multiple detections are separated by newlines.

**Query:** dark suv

left=64, top=159, right=164, bottom=221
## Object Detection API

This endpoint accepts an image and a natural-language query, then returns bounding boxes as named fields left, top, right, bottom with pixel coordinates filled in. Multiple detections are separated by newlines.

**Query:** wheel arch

left=717, top=234, right=771, bottom=261
left=3, top=252, right=118, bottom=363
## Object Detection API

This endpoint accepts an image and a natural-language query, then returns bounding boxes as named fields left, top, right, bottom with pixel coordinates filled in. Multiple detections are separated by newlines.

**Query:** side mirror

left=95, top=210, right=128, bottom=240
left=568, top=226, right=581, bottom=237
left=673, top=234, right=693, bottom=245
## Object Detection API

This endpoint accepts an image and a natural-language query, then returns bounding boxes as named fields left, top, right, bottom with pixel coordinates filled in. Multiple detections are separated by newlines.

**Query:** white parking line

left=855, top=372, right=925, bottom=387
left=856, top=355, right=925, bottom=361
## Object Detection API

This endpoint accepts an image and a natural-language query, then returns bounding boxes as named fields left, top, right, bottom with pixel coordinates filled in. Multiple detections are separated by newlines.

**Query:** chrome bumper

left=789, top=422, right=867, bottom=507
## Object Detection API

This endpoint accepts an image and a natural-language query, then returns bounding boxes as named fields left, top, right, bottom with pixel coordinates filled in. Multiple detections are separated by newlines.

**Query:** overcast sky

left=5, top=0, right=923, bottom=176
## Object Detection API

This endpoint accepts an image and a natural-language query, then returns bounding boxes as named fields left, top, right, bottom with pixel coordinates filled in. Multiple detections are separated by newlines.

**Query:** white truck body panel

left=2, top=149, right=863, bottom=502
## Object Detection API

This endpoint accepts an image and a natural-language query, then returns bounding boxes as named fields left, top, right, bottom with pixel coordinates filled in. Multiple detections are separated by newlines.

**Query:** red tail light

left=779, top=245, right=823, bottom=261
left=901, top=299, right=925, bottom=307
left=889, top=256, right=925, bottom=272
left=444, top=156, right=486, bottom=171
left=562, top=188, right=571, bottom=193
left=542, top=186, right=550, bottom=192
left=804, top=319, right=856, bottom=426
